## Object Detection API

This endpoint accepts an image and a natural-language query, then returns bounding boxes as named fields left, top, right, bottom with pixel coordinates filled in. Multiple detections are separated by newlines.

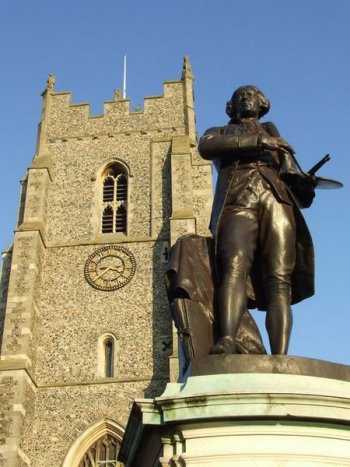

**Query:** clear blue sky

left=1, top=0, right=349, bottom=364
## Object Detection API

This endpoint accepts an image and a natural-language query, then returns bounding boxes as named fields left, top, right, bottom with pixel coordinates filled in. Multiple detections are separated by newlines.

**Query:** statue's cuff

left=238, top=134, right=259, bottom=149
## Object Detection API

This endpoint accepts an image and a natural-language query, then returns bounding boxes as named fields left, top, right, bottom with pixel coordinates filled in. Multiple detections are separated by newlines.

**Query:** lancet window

left=101, top=164, right=128, bottom=234
left=97, top=334, right=117, bottom=379
left=104, top=338, right=114, bottom=378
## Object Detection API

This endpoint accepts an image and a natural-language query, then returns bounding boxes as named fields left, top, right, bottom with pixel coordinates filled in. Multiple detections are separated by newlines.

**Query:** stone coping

left=187, top=355, right=350, bottom=383
left=155, top=371, right=350, bottom=425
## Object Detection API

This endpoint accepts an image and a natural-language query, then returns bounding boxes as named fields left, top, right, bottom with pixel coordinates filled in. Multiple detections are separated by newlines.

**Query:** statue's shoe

left=209, top=336, right=235, bottom=355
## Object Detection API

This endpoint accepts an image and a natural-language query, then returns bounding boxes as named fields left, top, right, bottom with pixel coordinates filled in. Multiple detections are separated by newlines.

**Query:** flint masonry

left=0, top=57, right=212, bottom=466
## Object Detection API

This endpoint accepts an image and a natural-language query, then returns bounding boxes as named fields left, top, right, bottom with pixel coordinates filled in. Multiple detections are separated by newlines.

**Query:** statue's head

left=226, top=85, right=270, bottom=120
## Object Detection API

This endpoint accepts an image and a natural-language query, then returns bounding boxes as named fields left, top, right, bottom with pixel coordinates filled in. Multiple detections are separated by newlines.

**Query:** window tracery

left=79, top=434, right=121, bottom=467
left=101, top=164, right=128, bottom=234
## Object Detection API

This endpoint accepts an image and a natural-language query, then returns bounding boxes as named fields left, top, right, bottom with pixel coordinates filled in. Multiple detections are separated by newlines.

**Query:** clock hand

left=108, top=266, right=124, bottom=272
left=92, top=266, right=112, bottom=281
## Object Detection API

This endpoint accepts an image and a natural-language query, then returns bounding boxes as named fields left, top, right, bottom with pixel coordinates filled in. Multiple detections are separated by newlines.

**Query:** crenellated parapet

left=38, top=80, right=189, bottom=143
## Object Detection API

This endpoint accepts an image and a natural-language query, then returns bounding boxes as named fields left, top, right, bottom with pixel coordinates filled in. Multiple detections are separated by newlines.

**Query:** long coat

left=198, top=120, right=314, bottom=309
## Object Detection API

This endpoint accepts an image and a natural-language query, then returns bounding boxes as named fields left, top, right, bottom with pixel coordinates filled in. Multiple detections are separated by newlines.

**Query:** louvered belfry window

left=101, top=165, right=127, bottom=234
left=79, top=434, right=120, bottom=466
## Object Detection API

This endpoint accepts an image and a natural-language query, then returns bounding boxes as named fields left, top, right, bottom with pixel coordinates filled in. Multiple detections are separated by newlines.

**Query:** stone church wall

left=32, top=241, right=170, bottom=384
left=0, top=60, right=213, bottom=465
left=20, top=381, right=152, bottom=467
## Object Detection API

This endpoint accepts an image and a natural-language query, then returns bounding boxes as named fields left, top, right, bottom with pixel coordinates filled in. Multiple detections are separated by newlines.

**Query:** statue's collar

left=229, top=117, right=260, bottom=125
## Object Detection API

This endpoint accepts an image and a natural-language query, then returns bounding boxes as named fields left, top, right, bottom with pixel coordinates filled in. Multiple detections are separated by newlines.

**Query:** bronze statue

left=166, top=85, right=342, bottom=372
left=198, top=85, right=316, bottom=355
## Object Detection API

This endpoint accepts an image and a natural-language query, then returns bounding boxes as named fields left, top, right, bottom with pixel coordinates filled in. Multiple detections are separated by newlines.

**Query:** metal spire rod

left=123, top=54, right=127, bottom=99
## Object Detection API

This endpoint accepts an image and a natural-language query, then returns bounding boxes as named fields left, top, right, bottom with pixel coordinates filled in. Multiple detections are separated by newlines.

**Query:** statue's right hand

left=260, top=136, right=294, bottom=154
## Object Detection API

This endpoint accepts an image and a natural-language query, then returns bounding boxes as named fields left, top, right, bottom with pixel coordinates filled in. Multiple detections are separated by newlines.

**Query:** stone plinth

left=119, top=356, right=350, bottom=466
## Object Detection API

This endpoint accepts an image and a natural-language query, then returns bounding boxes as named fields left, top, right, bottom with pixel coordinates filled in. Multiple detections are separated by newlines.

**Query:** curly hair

left=226, top=85, right=270, bottom=119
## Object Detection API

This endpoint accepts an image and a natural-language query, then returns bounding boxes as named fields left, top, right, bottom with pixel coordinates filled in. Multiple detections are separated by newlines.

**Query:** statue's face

left=233, top=87, right=260, bottom=119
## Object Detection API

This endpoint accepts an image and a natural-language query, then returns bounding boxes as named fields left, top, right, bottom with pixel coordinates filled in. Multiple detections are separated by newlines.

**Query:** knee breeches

left=217, top=172, right=296, bottom=298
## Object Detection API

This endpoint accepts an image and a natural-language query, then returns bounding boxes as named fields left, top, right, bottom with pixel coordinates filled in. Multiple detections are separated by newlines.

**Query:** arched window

left=79, top=434, right=121, bottom=467
left=97, top=333, right=118, bottom=379
left=63, top=419, right=124, bottom=467
left=104, top=338, right=114, bottom=378
left=101, top=164, right=128, bottom=234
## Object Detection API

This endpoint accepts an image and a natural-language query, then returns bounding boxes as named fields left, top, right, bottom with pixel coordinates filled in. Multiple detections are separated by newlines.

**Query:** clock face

left=84, top=245, right=136, bottom=291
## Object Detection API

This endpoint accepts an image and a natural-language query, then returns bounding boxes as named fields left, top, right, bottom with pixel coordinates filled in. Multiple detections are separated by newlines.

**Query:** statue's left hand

left=281, top=173, right=317, bottom=208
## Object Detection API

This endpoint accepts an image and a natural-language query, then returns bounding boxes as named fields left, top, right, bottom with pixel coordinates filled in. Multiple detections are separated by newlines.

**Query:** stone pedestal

left=119, top=356, right=350, bottom=466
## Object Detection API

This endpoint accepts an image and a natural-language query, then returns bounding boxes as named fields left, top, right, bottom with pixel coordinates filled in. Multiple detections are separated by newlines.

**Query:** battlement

left=42, top=78, right=189, bottom=142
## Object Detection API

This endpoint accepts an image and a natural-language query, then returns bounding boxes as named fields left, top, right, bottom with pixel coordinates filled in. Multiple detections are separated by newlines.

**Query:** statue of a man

left=198, top=85, right=315, bottom=355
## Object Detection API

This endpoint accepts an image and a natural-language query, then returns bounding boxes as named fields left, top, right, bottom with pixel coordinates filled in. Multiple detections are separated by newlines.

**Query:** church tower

left=0, top=58, right=213, bottom=465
